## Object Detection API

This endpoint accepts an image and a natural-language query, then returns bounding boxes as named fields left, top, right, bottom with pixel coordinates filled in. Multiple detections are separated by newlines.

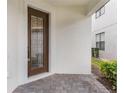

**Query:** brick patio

left=13, top=74, right=110, bottom=93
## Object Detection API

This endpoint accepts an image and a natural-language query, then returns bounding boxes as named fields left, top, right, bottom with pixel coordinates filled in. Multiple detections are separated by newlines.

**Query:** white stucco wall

left=8, top=0, right=92, bottom=93
left=8, top=0, right=57, bottom=93
left=54, top=7, right=91, bottom=74
left=92, top=0, right=117, bottom=59
left=7, top=0, right=19, bottom=92
left=92, top=0, right=117, bottom=31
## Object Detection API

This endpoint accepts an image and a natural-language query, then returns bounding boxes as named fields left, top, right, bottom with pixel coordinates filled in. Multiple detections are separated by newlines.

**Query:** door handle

left=28, top=46, right=30, bottom=62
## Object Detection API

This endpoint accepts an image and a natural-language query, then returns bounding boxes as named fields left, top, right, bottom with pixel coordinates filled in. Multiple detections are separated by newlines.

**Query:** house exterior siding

left=8, top=0, right=108, bottom=93
left=92, top=0, right=117, bottom=60
left=8, top=0, right=92, bottom=93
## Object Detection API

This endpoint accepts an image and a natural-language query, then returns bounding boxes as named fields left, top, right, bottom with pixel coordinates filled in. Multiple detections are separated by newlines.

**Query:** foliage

left=92, top=58, right=117, bottom=89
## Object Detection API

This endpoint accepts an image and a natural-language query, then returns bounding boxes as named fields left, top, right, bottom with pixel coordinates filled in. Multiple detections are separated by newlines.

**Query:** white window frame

left=96, top=32, right=105, bottom=51
left=95, top=6, right=105, bottom=19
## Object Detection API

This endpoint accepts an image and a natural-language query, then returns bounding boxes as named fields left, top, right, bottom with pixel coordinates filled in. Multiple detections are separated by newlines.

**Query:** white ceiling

left=44, top=0, right=92, bottom=6
left=42, top=0, right=109, bottom=15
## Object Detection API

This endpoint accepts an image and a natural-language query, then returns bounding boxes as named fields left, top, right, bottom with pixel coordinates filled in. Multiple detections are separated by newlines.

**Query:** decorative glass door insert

left=28, top=7, right=49, bottom=76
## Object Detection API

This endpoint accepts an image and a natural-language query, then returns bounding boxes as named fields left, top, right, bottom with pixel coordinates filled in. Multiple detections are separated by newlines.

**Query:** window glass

left=96, top=32, right=105, bottom=51
left=96, top=42, right=100, bottom=49
left=101, top=32, right=105, bottom=41
left=95, top=11, right=99, bottom=18
left=96, top=34, right=100, bottom=42
left=100, top=41, right=105, bottom=50
left=31, top=15, right=44, bottom=68
left=101, top=6, right=105, bottom=15
left=95, top=6, right=105, bottom=19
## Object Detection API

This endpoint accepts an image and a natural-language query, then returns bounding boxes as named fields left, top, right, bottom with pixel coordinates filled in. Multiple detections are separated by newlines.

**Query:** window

left=95, top=6, right=105, bottom=19
left=96, top=32, right=105, bottom=50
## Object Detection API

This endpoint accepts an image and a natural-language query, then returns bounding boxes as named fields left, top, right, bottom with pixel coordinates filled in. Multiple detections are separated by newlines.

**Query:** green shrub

left=92, top=58, right=104, bottom=69
left=92, top=58, right=117, bottom=89
left=100, top=60, right=117, bottom=89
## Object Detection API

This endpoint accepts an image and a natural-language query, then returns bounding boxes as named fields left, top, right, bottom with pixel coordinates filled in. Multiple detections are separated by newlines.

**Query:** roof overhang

left=31, top=0, right=110, bottom=16
left=85, top=0, right=110, bottom=16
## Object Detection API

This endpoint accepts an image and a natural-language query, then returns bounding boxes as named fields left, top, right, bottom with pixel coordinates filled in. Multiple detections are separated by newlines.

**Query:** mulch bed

left=92, top=64, right=116, bottom=93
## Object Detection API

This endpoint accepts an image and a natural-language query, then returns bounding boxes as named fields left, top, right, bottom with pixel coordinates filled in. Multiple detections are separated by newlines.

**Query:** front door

left=28, top=7, right=49, bottom=76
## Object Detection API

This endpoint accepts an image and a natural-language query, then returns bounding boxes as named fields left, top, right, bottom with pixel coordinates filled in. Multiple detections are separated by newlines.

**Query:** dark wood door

left=28, top=7, right=49, bottom=76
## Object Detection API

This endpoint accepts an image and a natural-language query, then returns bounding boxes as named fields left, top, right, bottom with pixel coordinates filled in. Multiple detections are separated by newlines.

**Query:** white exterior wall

left=8, top=0, right=19, bottom=92
left=92, top=0, right=117, bottom=59
left=54, top=7, right=91, bottom=74
left=8, top=0, right=92, bottom=93
left=8, top=0, right=57, bottom=93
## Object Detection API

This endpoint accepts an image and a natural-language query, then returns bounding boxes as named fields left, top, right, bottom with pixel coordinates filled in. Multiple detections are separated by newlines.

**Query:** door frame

left=28, top=7, right=49, bottom=77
